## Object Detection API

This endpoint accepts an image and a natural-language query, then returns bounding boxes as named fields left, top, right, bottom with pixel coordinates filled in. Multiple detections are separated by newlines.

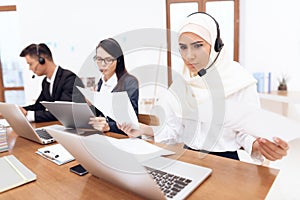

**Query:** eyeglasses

left=93, top=56, right=116, bottom=65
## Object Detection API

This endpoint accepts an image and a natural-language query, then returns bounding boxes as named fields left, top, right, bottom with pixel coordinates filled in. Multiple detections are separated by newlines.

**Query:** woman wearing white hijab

left=119, top=12, right=289, bottom=161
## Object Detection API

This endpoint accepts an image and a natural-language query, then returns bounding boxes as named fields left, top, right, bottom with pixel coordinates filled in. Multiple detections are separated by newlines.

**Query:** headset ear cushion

left=214, top=37, right=224, bottom=52
left=39, top=57, right=45, bottom=65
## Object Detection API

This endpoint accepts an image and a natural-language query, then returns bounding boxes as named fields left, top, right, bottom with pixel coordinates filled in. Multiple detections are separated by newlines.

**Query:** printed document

left=77, top=86, right=139, bottom=129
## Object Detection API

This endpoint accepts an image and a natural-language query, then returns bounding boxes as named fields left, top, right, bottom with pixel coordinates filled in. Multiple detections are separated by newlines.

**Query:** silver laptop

left=41, top=101, right=95, bottom=129
left=0, top=103, right=54, bottom=144
left=46, top=125, right=212, bottom=200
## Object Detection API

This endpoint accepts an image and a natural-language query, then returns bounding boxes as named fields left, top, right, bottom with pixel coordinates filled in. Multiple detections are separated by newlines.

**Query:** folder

left=36, top=144, right=75, bottom=165
left=0, top=155, right=36, bottom=193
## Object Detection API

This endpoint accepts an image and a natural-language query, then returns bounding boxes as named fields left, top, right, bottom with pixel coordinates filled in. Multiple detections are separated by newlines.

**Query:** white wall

left=15, top=0, right=300, bottom=104
left=16, top=0, right=167, bottom=103
left=240, top=0, right=300, bottom=91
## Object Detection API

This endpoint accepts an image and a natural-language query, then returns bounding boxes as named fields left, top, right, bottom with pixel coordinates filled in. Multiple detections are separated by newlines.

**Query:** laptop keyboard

left=35, top=129, right=53, bottom=140
left=145, top=166, right=192, bottom=199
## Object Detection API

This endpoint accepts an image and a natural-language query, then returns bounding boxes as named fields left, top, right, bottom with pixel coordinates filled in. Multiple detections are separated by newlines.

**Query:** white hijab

left=178, top=13, right=256, bottom=98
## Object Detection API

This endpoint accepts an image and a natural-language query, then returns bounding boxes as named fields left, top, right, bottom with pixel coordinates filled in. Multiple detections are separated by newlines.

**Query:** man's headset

left=186, top=12, right=224, bottom=77
left=36, top=44, right=45, bottom=65
left=32, top=44, right=45, bottom=78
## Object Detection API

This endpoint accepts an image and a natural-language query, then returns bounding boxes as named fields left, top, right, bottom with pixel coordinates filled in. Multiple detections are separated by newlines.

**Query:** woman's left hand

left=117, top=123, right=143, bottom=138
left=253, top=137, right=289, bottom=161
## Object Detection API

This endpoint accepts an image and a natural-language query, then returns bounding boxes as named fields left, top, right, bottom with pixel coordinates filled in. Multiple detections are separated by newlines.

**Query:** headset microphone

left=197, top=50, right=222, bottom=77
left=187, top=12, right=224, bottom=53
left=186, top=12, right=224, bottom=77
left=31, top=62, right=39, bottom=79
left=198, top=68, right=207, bottom=77
left=36, top=44, right=45, bottom=65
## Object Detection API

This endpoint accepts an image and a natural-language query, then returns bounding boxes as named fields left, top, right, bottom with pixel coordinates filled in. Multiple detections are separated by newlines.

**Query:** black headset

left=36, top=44, right=45, bottom=65
left=186, top=12, right=224, bottom=77
left=187, top=12, right=224, bottom=52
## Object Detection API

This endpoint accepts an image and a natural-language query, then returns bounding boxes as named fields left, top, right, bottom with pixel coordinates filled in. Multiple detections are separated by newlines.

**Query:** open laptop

left=41, top=101, right=95, bottom=129
left=45, top=125, right=212, bottom=200
left=0, top=103, right=54, bottom=144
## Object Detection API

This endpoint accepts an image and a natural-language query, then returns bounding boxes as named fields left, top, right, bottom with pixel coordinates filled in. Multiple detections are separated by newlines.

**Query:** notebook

left=36, top=143, right=75, bottom=165
left=45, top=125, right=212, bottom=200
left=41, top=101, right=95, bottom=129
left=0, top=103, right=55, bottom=144
left=0, top=155, right=37, bottom=193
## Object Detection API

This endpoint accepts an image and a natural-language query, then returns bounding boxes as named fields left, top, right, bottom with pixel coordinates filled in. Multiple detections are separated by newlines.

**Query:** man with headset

left=19, top=43, right=85, bottom=122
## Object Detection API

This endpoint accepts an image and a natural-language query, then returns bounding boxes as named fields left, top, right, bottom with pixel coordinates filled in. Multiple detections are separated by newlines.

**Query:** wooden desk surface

left=1, top=122, right=279, bottom=200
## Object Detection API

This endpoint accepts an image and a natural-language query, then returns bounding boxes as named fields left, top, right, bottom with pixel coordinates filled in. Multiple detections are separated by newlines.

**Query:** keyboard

left=35, top=129, right=53, bottom=140
left=145, top=166, right=192, bottom=199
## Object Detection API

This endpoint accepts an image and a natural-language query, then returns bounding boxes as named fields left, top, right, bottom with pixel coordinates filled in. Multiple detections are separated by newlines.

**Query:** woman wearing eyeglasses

left=89, top=38, right=139, bottom=134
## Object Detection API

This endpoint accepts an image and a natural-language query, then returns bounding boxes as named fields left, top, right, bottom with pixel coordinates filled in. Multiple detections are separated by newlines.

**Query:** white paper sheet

left=104, top=137, right=174, bottom=162
left=77, top=86, right=139, bottom=129
left=265, top=138, right=300, bottom=200
left=225, top=100, right=300, bottom=142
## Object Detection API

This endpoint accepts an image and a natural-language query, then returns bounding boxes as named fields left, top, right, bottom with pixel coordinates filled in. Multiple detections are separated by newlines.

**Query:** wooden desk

left=1, top=122, right=279, bottom=199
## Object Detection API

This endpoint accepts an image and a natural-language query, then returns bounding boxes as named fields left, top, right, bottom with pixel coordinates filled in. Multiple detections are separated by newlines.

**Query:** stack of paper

left=36, top=144, right=75, bottom=165
left=0, top=128, right=8, bottom=152
left=0, top=155, right=36, bottom=193
left=0, top=119, right=10, bottom=127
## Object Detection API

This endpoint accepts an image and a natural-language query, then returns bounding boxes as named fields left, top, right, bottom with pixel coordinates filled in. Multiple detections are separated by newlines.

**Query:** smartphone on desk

left=70, top=164, right=88, bottom=176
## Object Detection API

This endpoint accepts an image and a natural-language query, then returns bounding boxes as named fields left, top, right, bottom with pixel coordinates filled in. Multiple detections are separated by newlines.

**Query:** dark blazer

left=23, top=66, right=85, bottom=122
left=96, top=72, right=139, bottom=134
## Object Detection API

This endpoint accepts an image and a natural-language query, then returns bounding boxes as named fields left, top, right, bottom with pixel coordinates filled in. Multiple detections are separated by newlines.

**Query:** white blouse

left=99, top=74, right=117, bottom=95
left=153, top=84, right=263, bottom=162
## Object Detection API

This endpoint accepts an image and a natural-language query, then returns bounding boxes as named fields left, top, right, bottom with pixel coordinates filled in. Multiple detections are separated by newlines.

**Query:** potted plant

left=277, top=74, right=288, bottom=91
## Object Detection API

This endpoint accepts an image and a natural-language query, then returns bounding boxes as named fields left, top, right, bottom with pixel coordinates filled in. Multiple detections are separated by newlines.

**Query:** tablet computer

left=41, top=101, right=95, bottom=129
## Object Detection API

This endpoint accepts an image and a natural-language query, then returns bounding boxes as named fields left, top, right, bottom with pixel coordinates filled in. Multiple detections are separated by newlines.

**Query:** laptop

left=45, top=125, right=212, bottom=200
left=0, top=103, right=54, bottom=144
left=41, top=101, right=95, bottom=129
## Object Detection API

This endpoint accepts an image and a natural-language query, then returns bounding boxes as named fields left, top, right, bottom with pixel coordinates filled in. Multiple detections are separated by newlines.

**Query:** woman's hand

left=117, top=123, right=144, bottom=138
left=252, top=137, right=289, bottom=161
left=89, top=117, right=110, bottom=132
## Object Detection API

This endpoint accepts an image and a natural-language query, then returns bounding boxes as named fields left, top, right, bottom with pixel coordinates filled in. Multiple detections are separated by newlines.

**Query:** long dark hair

left=96, top=38, right=127, bottom=80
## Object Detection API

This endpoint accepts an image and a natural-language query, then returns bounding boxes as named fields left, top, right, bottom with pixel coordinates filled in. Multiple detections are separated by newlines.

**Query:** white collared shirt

left=27, top=66, right=59, bottom=121
left=47, top=65, right=59, bottom=96
left=99, top=74, right=118, bottom=95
